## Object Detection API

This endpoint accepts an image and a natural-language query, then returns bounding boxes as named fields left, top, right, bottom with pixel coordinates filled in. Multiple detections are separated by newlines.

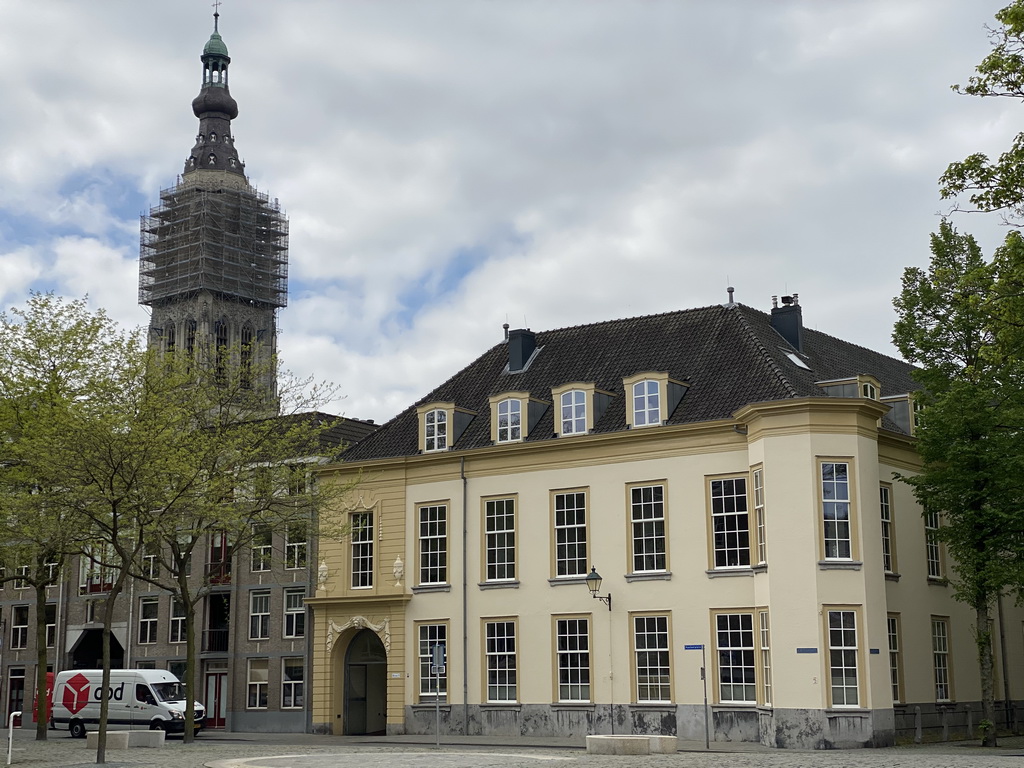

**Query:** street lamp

left=585, top=566, right=611, bottom=611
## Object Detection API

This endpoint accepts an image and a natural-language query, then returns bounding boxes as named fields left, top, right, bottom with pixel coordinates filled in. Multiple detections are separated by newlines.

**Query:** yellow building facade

left=309, top=300, right=1024, bottom=747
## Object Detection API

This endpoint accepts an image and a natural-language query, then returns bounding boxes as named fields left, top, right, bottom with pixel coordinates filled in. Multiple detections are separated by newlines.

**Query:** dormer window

left=623, top=372, right=688, bottom=429
left=632, top=380, right=660, bottom=427
left=425, top=410, right=447, bottom=452
left=488, top=392, right=548, bottom=444
left=819, top=375, right=881, bottom=401
left=417, top=402, right=476, bottom=453
left=561, top=390, right=586, bottom=435
left=551, top=383, right=612, bottom=438
left=497, top=399, right=521, bottom=442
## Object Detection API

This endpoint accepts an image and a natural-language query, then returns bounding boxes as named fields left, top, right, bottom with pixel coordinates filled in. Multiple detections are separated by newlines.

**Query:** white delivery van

left=51, top=669, right=206, bottom=738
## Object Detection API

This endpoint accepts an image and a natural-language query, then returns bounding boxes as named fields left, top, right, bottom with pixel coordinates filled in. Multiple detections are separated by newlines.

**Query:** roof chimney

left=508, top=328, right=536, bottom=373
left=770, top=292, right=803, bottom=351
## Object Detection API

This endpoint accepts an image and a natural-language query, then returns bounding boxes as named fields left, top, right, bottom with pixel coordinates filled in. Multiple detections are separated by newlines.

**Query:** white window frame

left=497, top=399, right=521, bottom=443
left=555, top=616, right=591, bottom=702
left=424, top=409, right=448, bottom=452
left=285, top=522, right=307, bottom=571
left=880, top=485, right=895, bottom=574
left=925, top=510, right=942, bottom=578
left=633, top=614, right=671, bottom=703
left=485, top=498, right=516, bottom=581
left=11, top=606, right=28, bottom=650
left=281, top=657, right=304, bottom=709
left=246, top=658, right=268, bottom=709
left=418, top=623, right=448, bottom=702
left=44, top=604, right=56, bottom=649
left=827, top=609, right=860, bottom=707
left=932, top=617, right=952, bottom=702
left=888, top=614, right=902, bottom=704
left=249, top=590, right=270, bottom=640
left=822, top=462, right=853, bottom=560
left=553, top=491, right=587, bottom=578
left=351, top=512, right=374, bottom=588
left=632, top=379, right=660, bottom=427
left=13, top=565, right=28, bottom=590
left=169, top=599, right=186, bottom=644
left=251, top=524, right=272, bottom=572
left=715, top=612, right=756, bottom=704
left=753, top=468, right=766, bottom=565
left=284, top=588, right=305, bottom=639
left=138, top=597, right=159, bottom=645
left=484, top=620, right=517, bottom=702
left=630, top=484, right=666, bottom=573
left=418, top=504, right=447, bottom=585
left=759, top=610, right=772, bottom=706
left=711, top=477, right=750, bottom=568
left=560, top=390, right=586, bottom=435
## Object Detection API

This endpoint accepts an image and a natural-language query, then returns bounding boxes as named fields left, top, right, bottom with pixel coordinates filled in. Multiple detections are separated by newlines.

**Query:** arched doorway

left=343, top=628, right=387, bottom=735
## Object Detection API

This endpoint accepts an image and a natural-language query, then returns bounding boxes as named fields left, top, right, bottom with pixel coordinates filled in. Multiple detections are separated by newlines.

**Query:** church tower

left=139, top=10, right=287, bottom=403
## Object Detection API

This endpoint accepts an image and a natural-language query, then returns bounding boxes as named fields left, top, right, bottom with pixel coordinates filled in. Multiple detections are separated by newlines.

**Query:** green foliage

left=943, top=2, right=1024, bottom=221
left=893, top=222, right=1024, bottom=607
left=0, top=291, right=349, bottom=746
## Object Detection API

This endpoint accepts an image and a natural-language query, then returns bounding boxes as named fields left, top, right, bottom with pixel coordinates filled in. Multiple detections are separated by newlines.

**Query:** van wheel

left=69, top=720, right=86, bottom=739
left=150, top=721, right=167, bottom=732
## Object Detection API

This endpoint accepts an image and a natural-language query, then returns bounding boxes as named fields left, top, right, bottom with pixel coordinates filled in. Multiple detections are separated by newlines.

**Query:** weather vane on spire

left=213, top=0, right=222, bottom=32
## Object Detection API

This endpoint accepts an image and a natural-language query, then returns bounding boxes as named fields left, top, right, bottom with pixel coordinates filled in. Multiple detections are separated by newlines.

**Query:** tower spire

left=184, top=5, right=244, bottom=179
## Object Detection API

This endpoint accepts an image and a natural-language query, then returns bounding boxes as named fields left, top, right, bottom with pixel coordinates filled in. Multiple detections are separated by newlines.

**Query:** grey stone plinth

left=647, top=735, right=678, bottom=753
left=586, top=735, right=651, bottom=755
left=128, top=729, right=165, bottom=747
left=86, top=731, right=130, bottom=750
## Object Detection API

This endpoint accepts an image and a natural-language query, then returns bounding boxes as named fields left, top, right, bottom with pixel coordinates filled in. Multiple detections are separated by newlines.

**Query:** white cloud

left=0, top=0, right=1016, bottom=422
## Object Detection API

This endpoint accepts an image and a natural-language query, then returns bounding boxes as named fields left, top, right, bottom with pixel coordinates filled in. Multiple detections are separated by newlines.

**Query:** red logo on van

left=63, top=673, right=90, bottom=715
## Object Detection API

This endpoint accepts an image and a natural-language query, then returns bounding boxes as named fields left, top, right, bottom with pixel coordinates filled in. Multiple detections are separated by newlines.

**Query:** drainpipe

left=305, top=501, right=316, bottom=734
left=461, top=457, right=469, bottom=735
left=998, top=595, right=1011, bottom=729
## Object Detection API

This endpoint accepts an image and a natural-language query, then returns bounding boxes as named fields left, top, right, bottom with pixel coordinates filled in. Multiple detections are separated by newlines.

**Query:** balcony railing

left=205, top=562, right=232, bottom=585
left=203, top=628, right=229, bottom=652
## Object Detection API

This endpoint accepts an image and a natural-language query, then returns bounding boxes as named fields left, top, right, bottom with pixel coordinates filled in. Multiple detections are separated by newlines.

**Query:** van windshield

left=152, top=682, right=187, bottom=702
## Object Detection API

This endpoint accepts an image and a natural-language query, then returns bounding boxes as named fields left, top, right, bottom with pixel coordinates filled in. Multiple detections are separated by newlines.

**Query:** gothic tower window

left=215, top=318, right=229, bottom=385
left=165, top=322, right=176, bottom=355
left=240, top=325, right=254, bottom=390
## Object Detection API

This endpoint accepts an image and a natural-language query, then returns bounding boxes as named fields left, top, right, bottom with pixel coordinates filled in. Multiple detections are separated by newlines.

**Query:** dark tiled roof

left=256, top=411, right=379, bottom=454
left=343, top=303, right=918, bottom=462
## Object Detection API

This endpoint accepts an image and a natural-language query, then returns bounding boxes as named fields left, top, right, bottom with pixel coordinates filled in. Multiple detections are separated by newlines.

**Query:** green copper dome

left=204, top=32, right=229, bottom=57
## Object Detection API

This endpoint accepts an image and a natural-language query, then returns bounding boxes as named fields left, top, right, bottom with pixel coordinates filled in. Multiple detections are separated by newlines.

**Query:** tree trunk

left=977, top=602, right=998, bottom=747
left=96, top=598, right=111, bottom=765
left=33, top=580, right=48, bottom=740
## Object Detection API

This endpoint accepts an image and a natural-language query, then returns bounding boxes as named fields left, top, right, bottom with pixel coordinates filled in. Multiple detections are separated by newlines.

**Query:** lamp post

left=585, top=566, right=611, bottom=610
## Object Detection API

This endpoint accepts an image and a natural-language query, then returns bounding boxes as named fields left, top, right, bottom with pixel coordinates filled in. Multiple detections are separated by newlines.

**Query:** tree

left=0, top=294, right=134, bottom=743
left=941, top=1, right=1024, bottom=222
left=893, top=220, right=1024, bottom=747
left=119, top=349, right=347, bottom=744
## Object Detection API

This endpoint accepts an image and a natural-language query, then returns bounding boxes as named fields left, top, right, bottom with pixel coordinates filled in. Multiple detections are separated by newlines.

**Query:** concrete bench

left=647, top=735, right=678, bottom=754
left=86, top=731, right=130, bottom=750
left=128, top=729, right=166, bottom=747
left=586, top=735, right=678, bottom=755
left=84, top=730, right=165, bottom=749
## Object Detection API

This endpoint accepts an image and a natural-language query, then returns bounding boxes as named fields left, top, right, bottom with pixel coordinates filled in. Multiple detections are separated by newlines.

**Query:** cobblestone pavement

left=5, top=731, right=1023, bottom=768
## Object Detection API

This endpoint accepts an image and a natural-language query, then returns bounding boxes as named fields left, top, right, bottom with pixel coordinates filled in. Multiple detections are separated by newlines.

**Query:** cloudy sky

left=0, top=1, right=1017, bottom=423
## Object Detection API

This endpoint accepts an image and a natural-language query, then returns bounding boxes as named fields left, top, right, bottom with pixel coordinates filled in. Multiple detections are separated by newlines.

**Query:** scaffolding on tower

left=139, top=182, right=289, bottom=309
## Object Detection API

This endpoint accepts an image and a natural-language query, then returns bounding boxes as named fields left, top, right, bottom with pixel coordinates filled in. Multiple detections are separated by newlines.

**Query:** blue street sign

left=684, top=644, right=704, bottom=650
